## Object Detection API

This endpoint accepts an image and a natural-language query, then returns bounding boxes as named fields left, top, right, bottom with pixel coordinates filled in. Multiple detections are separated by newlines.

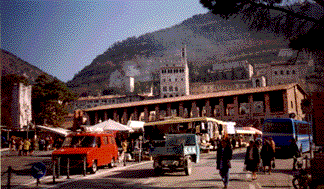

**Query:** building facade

left=73, top=94, right=146, bottom=110
left=160, top=47, right=190, bottom=98
left=80, top=83, right=308, bottom=131
left=11, top=83, right=32, bottom=130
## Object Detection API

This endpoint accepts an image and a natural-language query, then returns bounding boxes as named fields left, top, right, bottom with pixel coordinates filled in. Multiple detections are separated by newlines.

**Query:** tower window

left=169, top=86, right=173, bottom=91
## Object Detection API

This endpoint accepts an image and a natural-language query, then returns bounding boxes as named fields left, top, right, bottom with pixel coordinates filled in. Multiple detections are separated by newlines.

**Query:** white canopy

left=235, top=126, right=263, bottom=135
left=36, top=125, right=71, bottom=137
left=86, top=119, right=133, bottom=132
left=226, top=122, right=236, bottom=135
left=127, top=120, right=145, bottom=131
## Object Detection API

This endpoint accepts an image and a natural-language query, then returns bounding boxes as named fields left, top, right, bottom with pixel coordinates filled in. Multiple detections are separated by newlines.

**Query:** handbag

left=272, top=160, right=276, bottom=168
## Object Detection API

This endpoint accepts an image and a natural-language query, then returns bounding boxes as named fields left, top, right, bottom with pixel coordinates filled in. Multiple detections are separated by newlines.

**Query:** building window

left=164, top=95, right=167, bottom=98
left=175, top=69, right=178, bottom=73
left=175, top=78, right=177, bottom=82
left=181, top=78, right=184, bottom=81
left=169, top=79, right=171, bottom=82
left=292, top=70, right=296, bottom=74
left=163, top=79, right=166, bottom=82
left=280, top=70, right=284, bottom=75
left=274, top=71, right=277, bottom=75
left=175, top=87, right=178, bottom=91
left=163, top=86, right=167, bottom=91
left=287, top=70, right=290, bottom=75
left=291, top=101, right=293, bottom=108
left=169, top=86, right=173, bottom=91
left=168, top=69, right=171, bottom=73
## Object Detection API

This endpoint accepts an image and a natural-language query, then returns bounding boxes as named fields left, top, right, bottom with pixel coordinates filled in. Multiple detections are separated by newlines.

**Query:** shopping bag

left=272, top=161, right=276, bottom=168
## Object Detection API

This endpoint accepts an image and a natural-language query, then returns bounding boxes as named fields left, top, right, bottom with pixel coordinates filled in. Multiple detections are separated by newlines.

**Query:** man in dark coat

left=245, top=140, right=261, bottom=180
left=261, top=138, right=275, bottom=174
left=289, top=138, right=300, bottom=171
left=217, top=138, right=233, bottom=188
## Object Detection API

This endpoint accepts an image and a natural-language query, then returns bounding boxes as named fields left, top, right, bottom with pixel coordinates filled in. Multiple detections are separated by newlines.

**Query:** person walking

left=261, top=137, right=275, bottom=174
left=23, top=138, right=31, bottom=156
left=216, top=137, right=233, bottom=189
left=289, top=138, right=300, bottom=171
left=17, top=138, right=24, bottom=156
left=245, top=140, right=261, bottom=180
left=120, top=139, right=128, bottom=165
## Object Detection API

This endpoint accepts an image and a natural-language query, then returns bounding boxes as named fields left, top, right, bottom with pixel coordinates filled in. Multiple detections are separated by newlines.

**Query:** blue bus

left=262, top=118, right=312, bottom=155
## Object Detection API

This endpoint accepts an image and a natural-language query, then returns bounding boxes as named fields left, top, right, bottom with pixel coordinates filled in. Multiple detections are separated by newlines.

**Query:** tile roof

left=84, top=83, right=304, bottom=112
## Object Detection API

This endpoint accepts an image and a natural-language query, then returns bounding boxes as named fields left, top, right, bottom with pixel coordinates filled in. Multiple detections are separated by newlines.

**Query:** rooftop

left=84, top=83, right=305, bottom=112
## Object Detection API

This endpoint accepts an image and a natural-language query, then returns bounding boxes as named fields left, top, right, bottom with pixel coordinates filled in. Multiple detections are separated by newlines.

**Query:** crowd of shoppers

left=7, top=135, right=63, bottom=156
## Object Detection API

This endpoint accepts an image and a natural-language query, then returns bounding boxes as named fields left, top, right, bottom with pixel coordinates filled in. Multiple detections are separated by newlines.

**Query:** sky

left=1, top=0, right=209, bottom=82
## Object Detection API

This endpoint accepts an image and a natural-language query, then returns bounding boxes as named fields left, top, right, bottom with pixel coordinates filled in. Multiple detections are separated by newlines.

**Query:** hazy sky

left=1, top=0, right=208, bottom=82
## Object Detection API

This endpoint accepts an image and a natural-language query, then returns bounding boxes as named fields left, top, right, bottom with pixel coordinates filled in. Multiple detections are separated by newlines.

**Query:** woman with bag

left=261, top=137, right=275, bottom=174
left=216, top=137, right=233, bottom=188
left=244, top=140, right=261, bottom=180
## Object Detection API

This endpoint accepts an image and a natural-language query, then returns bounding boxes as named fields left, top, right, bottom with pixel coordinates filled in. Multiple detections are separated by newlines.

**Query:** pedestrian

left=216, top=137, right=233, bottom=189
left=289, top=138, right=300, bottom=171
left=29, top=138, right=35, bottom=155
left=244, top=140, right=261, bottom=180
left=120, top=139, right=128, bottom=164
left=231, top=138, right=236, bottom=149
left=23, top=138, right=31, bottom=156
left=39, top=137, right=45, bottom=151
left=261, top=137, right=275, bottom=174
left=17, top=138, right=24, bottom=156
left=9, top=136, right=16, bottom=152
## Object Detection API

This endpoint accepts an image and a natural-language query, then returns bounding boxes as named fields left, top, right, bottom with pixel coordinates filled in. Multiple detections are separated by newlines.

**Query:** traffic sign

left=31, top=162, right=47, bottom=179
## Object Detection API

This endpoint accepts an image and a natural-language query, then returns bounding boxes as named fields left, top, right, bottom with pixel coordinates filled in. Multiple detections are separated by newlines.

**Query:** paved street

left=1, top=148, right=302, bottom=189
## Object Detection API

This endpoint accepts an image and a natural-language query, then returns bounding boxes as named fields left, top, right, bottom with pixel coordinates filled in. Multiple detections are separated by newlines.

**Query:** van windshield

left=62, top=136, right=96, bottom=148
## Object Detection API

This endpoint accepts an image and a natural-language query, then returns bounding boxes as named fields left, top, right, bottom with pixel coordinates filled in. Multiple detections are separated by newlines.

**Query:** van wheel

left=154, top=168, right=163, bottom=176
left=90, top=161, right=98, bottom=174
left=109, top=158, right=116, bottom=168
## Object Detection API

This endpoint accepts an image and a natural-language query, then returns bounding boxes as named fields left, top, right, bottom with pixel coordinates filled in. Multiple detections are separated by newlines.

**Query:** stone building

left=159, top=47, right=190, bottom=98
left=10, top=82, right=32, bottom=130
left=81, top=83, right=308, bottom=130
left=73, top=94, right=146, bottom=110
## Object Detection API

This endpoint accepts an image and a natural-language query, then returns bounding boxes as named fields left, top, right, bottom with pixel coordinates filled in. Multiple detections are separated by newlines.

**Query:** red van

left=52, top=132, right=118, bottom=174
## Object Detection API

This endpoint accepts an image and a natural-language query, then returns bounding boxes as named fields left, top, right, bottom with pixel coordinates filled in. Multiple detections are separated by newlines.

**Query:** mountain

left=67, top=12, right=291, bottom=96
left=1, top=49, right=54, bottom=83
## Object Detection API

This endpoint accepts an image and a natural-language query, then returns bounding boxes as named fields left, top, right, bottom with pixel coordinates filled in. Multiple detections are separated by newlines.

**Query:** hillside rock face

left=1, top=49, right=52, bottom=83
left=67, top=12, right=289, bottom=96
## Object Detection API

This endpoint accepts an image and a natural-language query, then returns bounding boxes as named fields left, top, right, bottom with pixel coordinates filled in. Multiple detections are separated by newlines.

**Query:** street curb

left=23, top=160, right=153, bottom=188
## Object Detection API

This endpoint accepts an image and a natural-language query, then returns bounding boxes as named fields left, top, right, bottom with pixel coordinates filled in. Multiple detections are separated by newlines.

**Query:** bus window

left=295, top=122, right=310, bottom=135
left=263, top=121, right=293, bottom=133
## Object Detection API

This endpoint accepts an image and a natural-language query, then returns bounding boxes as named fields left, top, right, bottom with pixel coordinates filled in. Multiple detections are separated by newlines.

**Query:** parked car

left=52, top=132, right=118, bottom=174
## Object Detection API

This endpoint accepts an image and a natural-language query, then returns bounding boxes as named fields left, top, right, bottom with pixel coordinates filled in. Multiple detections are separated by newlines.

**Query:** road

left=2, top=148, right=267, bottom=189
left=2, top=147, right=302, bottom=189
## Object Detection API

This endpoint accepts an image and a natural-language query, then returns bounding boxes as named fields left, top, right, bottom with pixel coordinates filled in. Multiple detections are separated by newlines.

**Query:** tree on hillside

left=200, top=0, right=324, bottom=89
left=32, top=74, right=77, bottom=127
left=200, top=0, right=324, bottom=51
